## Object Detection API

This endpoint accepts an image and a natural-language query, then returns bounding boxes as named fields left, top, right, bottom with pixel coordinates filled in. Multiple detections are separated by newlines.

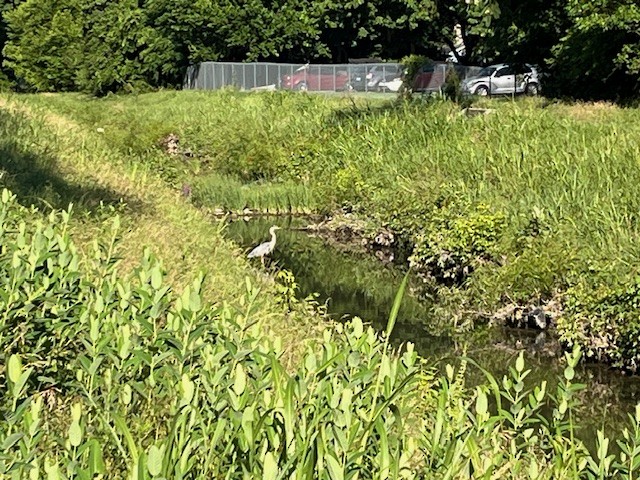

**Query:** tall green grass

left=16, top=91, right=640, bottom=367
left=193, top=173, right=319, bottom=214
left=4, top=189, right=640, bottom=478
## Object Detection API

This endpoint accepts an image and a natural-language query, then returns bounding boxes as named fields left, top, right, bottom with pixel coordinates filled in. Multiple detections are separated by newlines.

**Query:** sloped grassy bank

left=5, top=188, right=640, bottom=479
left=5, top=93, right=640, bottom=477
left=21, top=91, right=640, bottom=371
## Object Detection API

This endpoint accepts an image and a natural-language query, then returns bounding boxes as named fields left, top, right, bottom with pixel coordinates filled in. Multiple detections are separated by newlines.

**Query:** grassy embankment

left=5, top=92, right=640, bottom=478
left=21, top=90, right=640, bottom=371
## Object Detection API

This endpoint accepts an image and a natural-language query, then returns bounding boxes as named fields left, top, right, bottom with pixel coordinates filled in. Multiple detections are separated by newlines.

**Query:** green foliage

left=315, top=0, right=435, bottom=61
left=274, top=269, right=299, bottom=309
left=424, top=0, right=501, bottom=64
left=1, top=0, right=640, bottom=98
left=0, top=69, right=9, bottom=91
left=74, top=0, right=158, bottom=95
left=441, top=67, right=463, bottom=103
left=399, top=54, right=431, bottom=98
left=19, top=91, right=640, bottom=366
left=0, top=188, right=420, bottom=477
left=559, top=276, right=640, bottom=371
left=409, top=201, right=506, bottom=284
left=2, top=0, right=82, bottom=92
left=5, top=182, right=640, bottom=477
left=477, top=0, right=569, bottom=67
left=548, top=0, right=640, bottom=100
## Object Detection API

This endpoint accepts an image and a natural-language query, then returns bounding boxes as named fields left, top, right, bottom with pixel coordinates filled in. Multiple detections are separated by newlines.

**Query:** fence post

left=333, top=64, right=336, bottom=92
left=242, top=64, right=246, bottom=91
left=365, top=65, right=368, bottom=93
left=383, top=64, right=387, bottom=92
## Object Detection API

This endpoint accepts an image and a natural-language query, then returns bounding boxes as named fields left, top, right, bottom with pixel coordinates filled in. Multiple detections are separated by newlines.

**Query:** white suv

left=462, top=63, right=541, bottom=96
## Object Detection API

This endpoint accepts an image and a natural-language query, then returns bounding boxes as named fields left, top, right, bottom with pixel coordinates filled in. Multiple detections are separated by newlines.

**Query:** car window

left=512, top=64, right=532, bottom=74
left=495, top=66, right=514, bottom=77
left=478, top=66, right=497, bottom=77
left=420, top=64, right=435, bottom=73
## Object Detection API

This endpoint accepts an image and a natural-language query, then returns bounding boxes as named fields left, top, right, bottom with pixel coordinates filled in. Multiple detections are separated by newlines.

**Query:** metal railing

left=184, top=62, right=482, bottom=93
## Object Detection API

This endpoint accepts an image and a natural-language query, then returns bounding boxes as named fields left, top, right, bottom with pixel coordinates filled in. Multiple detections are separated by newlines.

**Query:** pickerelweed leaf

left=8, top=354, right=22, bottom=384
left=68, top=421, right=82, bottom=448
left=233, top=364, right=247, bottom=396
left=147, top=444, right=163, bottom=477
left=263, top=451, right=278, bottom=480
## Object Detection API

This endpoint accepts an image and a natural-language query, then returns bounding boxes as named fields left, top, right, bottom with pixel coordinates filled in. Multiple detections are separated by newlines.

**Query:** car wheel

left=295, top=82, right=308, bottom=91
left=525, top=83, right=539, bottom=96
left=474, top=85, right=489, bottom=96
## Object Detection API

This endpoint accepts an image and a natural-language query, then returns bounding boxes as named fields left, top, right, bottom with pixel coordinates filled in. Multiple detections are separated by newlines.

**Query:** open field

left=4, top=92, right=640, bottom=477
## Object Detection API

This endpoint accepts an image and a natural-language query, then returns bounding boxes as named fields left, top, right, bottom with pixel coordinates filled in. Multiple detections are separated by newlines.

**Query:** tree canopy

left=0, top=0, right=638, bottom=99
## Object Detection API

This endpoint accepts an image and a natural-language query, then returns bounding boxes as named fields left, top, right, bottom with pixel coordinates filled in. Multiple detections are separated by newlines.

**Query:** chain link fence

left=184, top=62, right=483, bottom=94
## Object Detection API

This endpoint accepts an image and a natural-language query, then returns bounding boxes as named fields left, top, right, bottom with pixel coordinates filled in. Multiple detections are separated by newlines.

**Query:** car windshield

left=477, top=66, right=497, bottom=77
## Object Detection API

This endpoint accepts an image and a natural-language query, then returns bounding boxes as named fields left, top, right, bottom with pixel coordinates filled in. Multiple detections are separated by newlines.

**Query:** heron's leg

left=261, top=256, right=265, bottom=267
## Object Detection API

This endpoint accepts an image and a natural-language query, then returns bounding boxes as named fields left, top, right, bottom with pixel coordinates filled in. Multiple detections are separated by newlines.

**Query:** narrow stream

left=224, top=216, right=640, bottom=443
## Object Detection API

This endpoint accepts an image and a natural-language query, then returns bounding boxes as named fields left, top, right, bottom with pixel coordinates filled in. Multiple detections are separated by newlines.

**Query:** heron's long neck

left=270, top=231, right=277, bottom=246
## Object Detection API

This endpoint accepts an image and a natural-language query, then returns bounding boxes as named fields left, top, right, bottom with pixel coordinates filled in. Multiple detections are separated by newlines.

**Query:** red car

left=281, top=65, right=350, bottom=91
left=412, top=62, right=476, bottom=92
left=412, top=62, right=448, bottom=92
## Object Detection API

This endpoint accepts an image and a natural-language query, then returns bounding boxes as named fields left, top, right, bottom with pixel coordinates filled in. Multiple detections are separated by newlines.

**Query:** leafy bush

left=441, top=67, right=463, bottom=103
left=559, top=277, right=640, bottom=372
left=399, top=54, right=430, bottom=98
left=0, top=71, right=11, bottom=91
left=2, top=0, right=83, bottom=92
left=0, top=188, right=420, bottom=478
left=409, top=201, right=506, bottom=285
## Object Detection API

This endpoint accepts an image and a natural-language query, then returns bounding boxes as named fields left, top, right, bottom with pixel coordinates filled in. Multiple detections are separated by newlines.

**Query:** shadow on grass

left=0, top=137, right=144, bottom=215
left=325, top=97, right=401, bottom=126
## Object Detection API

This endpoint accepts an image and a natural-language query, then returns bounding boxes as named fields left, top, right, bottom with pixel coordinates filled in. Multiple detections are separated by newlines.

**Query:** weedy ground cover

left=3, top=189, right=640, bottom=478
left=19, top=91, right=640, bottom=370
left=4, top=93, right=640, bottom=477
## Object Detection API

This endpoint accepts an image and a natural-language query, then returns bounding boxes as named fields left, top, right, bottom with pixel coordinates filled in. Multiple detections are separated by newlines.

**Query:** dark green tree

left=314, top=0, right=435, bottom=62
left=423, top=0, right=501, bottom=64
left=549, top=0, right=640, bottom=99
left=2, top=0, right=82, bottom=91
left=0, top=0, right=23, bottom=87
left=476, top=0, right=568, bottom=67
left=76, top=0, right=167, bottom=94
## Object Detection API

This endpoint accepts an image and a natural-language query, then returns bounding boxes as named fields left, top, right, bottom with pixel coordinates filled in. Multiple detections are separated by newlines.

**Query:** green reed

left=3, top=189, right=640, bottom=478
left=15, top=90, right=640, bottom=367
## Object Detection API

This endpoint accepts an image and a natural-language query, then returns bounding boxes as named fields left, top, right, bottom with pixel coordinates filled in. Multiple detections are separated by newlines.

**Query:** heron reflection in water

left=247, top=225, right=281, bottom=266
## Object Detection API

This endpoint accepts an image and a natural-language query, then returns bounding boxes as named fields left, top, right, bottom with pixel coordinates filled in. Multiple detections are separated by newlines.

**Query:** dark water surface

left=224, top=216, right=640, bottom=443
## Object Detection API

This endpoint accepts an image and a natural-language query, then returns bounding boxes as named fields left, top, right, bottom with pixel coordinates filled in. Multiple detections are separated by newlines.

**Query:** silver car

left=462, top=63, right=541, bottom=96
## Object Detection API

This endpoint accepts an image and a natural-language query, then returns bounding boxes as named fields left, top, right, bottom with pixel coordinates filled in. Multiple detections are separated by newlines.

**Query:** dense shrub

left=2, top=0, right=83, bottom=92
left=409, top=202, right=505, bottom=284
left=559, top=277, right=640, bottom=372
left=0, top=189, right=421, bottom=477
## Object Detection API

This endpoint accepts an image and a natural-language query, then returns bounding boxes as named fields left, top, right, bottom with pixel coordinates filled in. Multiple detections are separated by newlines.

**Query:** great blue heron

left=247, top=226, right=281, bottom=266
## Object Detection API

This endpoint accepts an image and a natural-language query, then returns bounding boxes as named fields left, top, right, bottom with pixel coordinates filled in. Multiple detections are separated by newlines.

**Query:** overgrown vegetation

left=19, top=90, right=640, bottom=369
left=5, top=188, right=640, bottom=477
left=6, top=86, right=640, bottom=477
